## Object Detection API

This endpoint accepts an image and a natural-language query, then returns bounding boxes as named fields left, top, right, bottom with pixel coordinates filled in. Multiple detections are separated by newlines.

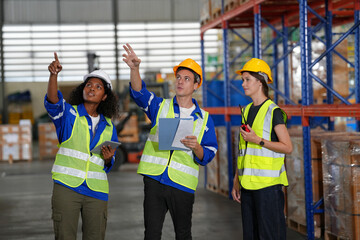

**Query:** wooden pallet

left=212, top=8, right=221, bottom=19
left=206, top=183, right=218, bottom=193
left=218, top=187, right=229, bottom=197
left=287, top=219, right=322, bottom=239
left=206, top=184, right=229, bottom=198
left=224, top=0, right=239, bottom=12
left=239, top=0, right=249, bottom=4
left=201, top=17, right=211, bottom=26
left=324, top=231, right=351, bottom=240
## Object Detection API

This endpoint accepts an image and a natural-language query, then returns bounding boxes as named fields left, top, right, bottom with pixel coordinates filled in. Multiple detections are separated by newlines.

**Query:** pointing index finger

left=54, top=52, right=59, bottom=62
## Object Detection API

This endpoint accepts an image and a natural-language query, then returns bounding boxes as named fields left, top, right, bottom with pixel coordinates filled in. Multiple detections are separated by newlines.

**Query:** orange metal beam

left=333, top=10, right=355, bottom=16
left=333, top=0, right=355, bottom=10
left=204, top=104, right=360, bottom=118
left=200, top=0, right=358, bottom=31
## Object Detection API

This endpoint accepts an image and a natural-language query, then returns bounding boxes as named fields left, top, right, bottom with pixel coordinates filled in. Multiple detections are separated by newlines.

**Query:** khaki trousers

left=51, top=183, right=108, bottom=240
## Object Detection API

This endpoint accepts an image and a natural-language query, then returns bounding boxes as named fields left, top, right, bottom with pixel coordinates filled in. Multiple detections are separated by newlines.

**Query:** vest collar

left=249, top=98, right=271, bottom=108
left=173, top=96, right=203, bottom=119
left=76, top=103, right=110, bottom=126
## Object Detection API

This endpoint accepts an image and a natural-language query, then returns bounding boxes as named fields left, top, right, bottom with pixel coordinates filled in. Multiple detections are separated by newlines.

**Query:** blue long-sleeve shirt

left=130, top=81, right=218, bottom=194
left=44, top=91, right=118, bottom=201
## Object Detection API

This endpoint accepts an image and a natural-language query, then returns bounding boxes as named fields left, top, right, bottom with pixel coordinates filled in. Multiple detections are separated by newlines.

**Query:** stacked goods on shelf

left=239, top=0, right=249, bottom=5
left=0, top=124, right=32, bottom=163
left=217, top=127, right=229, bottom=196
left=7, top=101, right=21, bottom=124
left=21, top=101, right=34, bottom=124
left=285, top=128, right=324, bottom=238
left=286, top=129, right=360, bottom=238
left=211, top=0, right=222, bottom=19
left=290, top=37, right=349, bottom=105
left=206, top=126, right=239, bottom=197
left=206, top=0, right=250, bottom=23
left=206, top=128, right=220, bottom=193
left=200, top=0, right=211, bottom=26
left=38, top=123, right=58, bottom=160
left=332, top=39, right=349, bottom=104
left=7, top=90, right=34, bottom=124
left=207, top=0, right=247, bottom=20
left=224, top=0, right=239, bottom=12
left=118, top=115, right=139, bottom=143
left=210, top=0, right=243, bottom=19
left=322, top=136, right=360, bottom=240
left=231, top=127, right=240, bottom=181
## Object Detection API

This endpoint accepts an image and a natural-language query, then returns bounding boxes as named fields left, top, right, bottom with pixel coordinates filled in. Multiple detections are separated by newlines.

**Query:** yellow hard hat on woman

left=235, top=58, right=273, bottom=84
left=173, top=58, right=203, bottom=88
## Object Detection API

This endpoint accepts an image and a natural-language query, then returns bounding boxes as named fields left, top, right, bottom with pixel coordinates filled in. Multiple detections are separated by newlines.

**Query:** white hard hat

left=83, top=69, right=113, bottom=90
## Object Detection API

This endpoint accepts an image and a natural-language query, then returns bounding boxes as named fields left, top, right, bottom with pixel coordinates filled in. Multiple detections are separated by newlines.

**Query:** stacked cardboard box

left=210, top=0, right=222, bottom=19
left=38, top=123, right=58, bottom=160
left=206, top=128, right=220, bottom=193
left=286, top=130, right=360, bottom=238
left=239, top=0, right=249, bottom=5
left=217, top=127, right=230, bottom=196
left=285, top=129, right=323, bottom=238
left=0, top=124, right=32, bottom=163
left=224, top=0, right=240, bottom=12
left=206, top=126, right=239, bottom=197
left=322, top=137, right=360, bottom=239
left=200, top=0, right=211, bottom=26
left=209, top=0, right=247, bottom=21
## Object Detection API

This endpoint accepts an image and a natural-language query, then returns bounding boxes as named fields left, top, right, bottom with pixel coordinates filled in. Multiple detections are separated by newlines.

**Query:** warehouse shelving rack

left=200, top=0, right=360, bottom=239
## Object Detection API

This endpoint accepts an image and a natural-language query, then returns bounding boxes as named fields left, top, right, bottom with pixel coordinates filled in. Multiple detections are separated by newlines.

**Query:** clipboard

left=158, top=118, right=193, bottom=151
left=90, top=141, right=121, bottom=154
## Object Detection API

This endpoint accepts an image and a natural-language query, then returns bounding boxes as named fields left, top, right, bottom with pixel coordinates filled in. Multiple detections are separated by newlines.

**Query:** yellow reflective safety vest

left=238, top=99, right=288, bottom=190
left=138, top=98, right=209, bottom=191
left=51, top=105, right=113, bottom=194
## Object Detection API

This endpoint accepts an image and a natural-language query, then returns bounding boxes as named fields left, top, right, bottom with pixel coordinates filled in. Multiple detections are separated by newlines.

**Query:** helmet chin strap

left=258, top=71, right=268, bottom=82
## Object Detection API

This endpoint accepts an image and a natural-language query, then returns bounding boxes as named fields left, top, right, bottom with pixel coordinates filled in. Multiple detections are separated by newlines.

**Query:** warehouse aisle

left=0, top=161, right=307, bottom=240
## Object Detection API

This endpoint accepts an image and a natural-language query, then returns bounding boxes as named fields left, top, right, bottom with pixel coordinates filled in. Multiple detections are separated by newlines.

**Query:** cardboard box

left=38, top=123, right=58, bottom=160
left=0, top=124, right=32, bottom=163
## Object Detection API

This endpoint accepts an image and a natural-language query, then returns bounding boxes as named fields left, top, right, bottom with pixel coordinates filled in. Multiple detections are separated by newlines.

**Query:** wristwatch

left=259, top=138, right=265, bottom=146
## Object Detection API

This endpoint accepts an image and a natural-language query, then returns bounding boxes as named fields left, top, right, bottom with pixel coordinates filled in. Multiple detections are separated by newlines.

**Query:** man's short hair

left=176, top=67, right=201, bottom=84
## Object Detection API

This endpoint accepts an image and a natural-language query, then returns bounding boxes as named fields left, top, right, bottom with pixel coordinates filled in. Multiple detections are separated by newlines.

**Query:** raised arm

left=47, top=52, right=62, bottom=104
left=122, top=43, right=142, bottom=91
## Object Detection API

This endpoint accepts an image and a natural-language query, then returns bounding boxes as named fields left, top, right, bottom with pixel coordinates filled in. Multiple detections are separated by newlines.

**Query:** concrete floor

left=0, top=160, right=307, bottom=240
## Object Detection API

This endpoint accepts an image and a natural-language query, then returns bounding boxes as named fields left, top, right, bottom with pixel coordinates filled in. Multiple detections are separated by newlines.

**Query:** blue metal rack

left=200, top=0, right=360, bottom=239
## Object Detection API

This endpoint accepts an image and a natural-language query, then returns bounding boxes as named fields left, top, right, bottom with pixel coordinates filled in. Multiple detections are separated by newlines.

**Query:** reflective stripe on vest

left=138, top=98, right=208, bottom=190
left=169, top=161, right=198, bottom=177
left=57, top=147, right=105, bottom=167
left=52, top=105, right=113, bottom=193
left=237, top=100, right=288, bottom=190
left=140, top=154, right=168, bottom=166
left=238, top=164, right=286, bottom=178
left=245, top=146, right=284, bottom=159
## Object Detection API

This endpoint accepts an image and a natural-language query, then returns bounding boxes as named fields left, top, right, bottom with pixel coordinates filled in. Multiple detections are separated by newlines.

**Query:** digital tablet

left=90, top=141, right=121, bottom=154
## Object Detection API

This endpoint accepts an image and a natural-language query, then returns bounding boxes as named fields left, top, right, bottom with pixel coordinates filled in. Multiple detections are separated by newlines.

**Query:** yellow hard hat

left=235, top=58, right=273, bottom=84
left=173, top=58, right=203, bottom=88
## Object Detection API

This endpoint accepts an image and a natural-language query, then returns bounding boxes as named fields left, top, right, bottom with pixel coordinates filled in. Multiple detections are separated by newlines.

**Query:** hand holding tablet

left=90, top=141, right=121, bottom=155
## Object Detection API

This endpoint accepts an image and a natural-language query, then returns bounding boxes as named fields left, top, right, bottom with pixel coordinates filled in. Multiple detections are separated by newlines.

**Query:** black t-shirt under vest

left=245, top=99, right=285, bottom=142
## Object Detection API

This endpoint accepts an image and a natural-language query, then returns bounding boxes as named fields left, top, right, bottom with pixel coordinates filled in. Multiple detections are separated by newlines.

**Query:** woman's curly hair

left=68, top=79, right=119, bottom=119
